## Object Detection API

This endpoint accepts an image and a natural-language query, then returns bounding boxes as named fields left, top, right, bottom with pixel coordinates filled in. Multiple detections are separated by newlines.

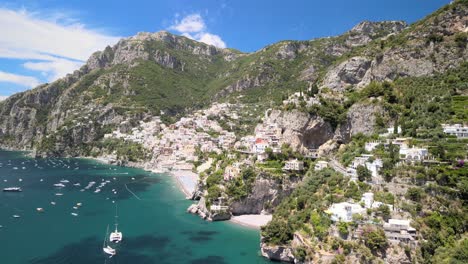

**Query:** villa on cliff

left=442, top=123, right=468, bottom=138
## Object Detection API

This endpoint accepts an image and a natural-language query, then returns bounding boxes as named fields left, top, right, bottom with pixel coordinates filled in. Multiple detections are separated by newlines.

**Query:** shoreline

left=230, top=215, right=273, bottom=230
left=8, top=150, right=272, bottom=230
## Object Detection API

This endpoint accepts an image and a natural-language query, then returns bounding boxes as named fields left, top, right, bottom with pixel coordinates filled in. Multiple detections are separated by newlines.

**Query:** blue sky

left=0, top=0, right=452, bottom=97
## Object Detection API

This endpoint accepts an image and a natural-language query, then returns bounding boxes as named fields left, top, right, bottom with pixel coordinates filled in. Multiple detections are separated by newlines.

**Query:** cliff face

left=230, top=174, right=301, bottom=215
left=321, top=2, right=468, bottom=91
left=265, top=110, right=335, bottom=153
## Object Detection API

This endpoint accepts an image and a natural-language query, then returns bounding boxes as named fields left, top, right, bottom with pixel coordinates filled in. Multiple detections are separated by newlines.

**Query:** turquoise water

left=0, top=150, right=268, bottom=264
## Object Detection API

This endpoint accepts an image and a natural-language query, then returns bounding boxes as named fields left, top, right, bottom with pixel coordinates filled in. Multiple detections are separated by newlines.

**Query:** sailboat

left=109, top=204, right=123, bottom=243
left=103, top=225, right=116, bottom=257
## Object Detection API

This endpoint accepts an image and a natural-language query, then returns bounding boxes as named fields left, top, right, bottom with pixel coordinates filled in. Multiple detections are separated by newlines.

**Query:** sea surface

left=0, top=150, right=268, bottom=264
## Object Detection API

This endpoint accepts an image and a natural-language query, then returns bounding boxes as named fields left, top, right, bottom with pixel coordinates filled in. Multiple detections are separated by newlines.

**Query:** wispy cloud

left=169, top=13, right=226, bottom=48
left=0, top=71, right=40, bottom=88
left=0, top=8, right=120, bottom=87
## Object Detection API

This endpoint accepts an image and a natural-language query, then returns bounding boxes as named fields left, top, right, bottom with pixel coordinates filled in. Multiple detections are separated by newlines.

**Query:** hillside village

left=0, top=0, right=466, bottom=263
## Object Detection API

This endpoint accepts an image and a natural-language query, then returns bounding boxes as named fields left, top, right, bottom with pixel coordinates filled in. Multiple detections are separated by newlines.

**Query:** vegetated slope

left=0, top=18, right=409, bottom=153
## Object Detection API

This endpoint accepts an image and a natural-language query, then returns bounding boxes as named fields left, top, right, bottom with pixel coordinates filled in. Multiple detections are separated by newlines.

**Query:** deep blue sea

left=0, top=150, right=268, bottom=264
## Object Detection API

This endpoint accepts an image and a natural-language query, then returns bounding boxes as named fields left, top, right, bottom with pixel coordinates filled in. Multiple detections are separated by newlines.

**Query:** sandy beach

left=170, top=169, right=199, bottom=197
left=230, top=214, right=273, bottom=229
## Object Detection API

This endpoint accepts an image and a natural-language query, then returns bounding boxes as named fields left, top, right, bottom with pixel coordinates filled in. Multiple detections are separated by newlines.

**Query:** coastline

left=230, top=215, right=273, bottom=230
left=10, top=150, right=272, bottom=230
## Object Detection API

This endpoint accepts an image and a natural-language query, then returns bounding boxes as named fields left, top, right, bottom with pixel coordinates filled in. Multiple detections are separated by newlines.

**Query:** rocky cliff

left=321, top=2, right=468, bottom=91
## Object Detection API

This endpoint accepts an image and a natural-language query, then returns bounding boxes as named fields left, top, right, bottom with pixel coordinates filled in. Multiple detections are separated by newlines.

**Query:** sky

left=0, top=0, right=452, bottom=97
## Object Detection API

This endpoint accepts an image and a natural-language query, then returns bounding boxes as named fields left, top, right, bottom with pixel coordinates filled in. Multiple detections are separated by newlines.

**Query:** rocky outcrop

left=345, top=21, right=407, bottom=47
left=260, top=243, right=296, bottom=263
left=187, top=197, right=231, bottom=221
left=265, top=110, right=334, bottom=153
left=321, top=57, right=372, bottom=91
left=337, top=102, right=383, bottom=142
left=214, top=71, right=277, bottom=99
left=230, top=174, right=300, bottom=215
left=322, top=3, right=468, bottom=91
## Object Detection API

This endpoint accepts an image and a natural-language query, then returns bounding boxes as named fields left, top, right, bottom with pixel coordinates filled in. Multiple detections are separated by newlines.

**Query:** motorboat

left=3, top=187, right=22, bottom=192
left=36, top=208, right=44, bottom=212
left=53, top=183, right=65, bottom=188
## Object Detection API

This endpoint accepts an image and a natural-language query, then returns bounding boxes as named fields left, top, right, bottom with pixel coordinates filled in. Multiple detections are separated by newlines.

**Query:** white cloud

left=169, top=14, right=206, bottom=33
left=23, top=58, right=83, bottom=82
left=0, top=71, right=40, bottom=88
left=197, top=32, right=227, bottom=49
left=169, top=13, right=226, bottom=48
left=0, top=8, right=120, bottom=87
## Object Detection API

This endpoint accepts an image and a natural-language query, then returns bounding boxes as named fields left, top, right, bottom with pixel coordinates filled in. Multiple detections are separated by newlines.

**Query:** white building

left=365, top=141, right=381, bottom=152
left=442, top=124, right=468, bottom=138
left=327, top=202, right=366, bottom=222
left=283, top=159, right=304, bottom=171
left=360, top=192, right=393, bottom=210
left=383, top=219, right=417, bottom=244
left=252, top=138, right=269, bottom=154
left=400, top=147, right=429, bottom=161
left=314, top=160, right=328, bottom=171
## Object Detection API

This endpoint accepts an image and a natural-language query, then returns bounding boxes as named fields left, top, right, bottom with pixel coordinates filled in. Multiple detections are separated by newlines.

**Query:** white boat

left=76, top=203, right=82, bottom=207
left=73, top=183, right=81, bottom=186
left=13, top=215, right=20, bottom=218
left=36, top=208, right=44, bottom=212
left=94, top=188, right=101, bottom=193
left=54, top=183, right=65, bottom=188
left=71, top=212, right=78, bottom=216
left=103, top=225, right=116, bottom=257
left=3, top=187, right=22, bottom=192
left=73, top=206, right=78, bottom=210
left=60, top=179, right=70, bottom=183
left=50, top=202, right=56, bottom=205
left=109, top=205, right=123, bottom=243
left=55, top=193, right=64, bottom=196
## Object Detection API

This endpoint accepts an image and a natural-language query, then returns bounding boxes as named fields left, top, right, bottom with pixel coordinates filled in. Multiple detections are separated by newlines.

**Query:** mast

left=103, top=225, right=109, bottom=248
left=114, top=204, right=118, bottom=232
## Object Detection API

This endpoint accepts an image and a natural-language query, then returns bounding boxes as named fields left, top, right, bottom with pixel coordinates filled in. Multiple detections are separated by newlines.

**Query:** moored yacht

left=3, top=187, right=22, bottom=192
left=109, top=205, right=123, bottom=243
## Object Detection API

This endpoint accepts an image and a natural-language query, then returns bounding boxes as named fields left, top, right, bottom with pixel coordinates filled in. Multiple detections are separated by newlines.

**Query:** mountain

left=0, top=17, right=411, bottom=154
left=0, top=1, right=467, bottom=263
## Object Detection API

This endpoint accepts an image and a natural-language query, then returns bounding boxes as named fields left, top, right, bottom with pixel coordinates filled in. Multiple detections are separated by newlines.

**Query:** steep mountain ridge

left=0, top=0, right=466, bottom=156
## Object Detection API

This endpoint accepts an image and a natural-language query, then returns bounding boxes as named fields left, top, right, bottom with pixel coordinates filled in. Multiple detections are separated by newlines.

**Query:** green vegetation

left=98, top=138, right=147, bottom=161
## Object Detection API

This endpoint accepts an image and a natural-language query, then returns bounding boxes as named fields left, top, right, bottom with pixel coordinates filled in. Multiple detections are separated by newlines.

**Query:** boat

left=60, top=179, right=70, bottom=183
left=94, top=188, right=101, bottom=193
left=103, top=225, right=116, bottom=257
left=109, top=205, right=123, bottom=243
left=53, top=183, right=65, bottom=188
left=73, top=183, right=81, bottom=186
left=71, top=212, right=78, bottom=216
left=55, top=193, right=64, bottom=196
left=76, top=203, right=82, bottom=207
left=12, top=215, right=20, bottom=218
left=36, top=208, right=44, bottom=212
left=3, top=187, right=22, bottom=192
left=50, top=202, right=56, bottom=205
left=73, top=206, right=78, bottom=210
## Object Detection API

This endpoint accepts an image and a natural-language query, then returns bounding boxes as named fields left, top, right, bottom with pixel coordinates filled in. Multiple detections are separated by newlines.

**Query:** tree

left=362, top=227, right=388, bottom=251
left=357, top=165, right=372, bottom=182
left=261, top=219, right=293, bottom=245
left=406, top=187, right=424, bottom=202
